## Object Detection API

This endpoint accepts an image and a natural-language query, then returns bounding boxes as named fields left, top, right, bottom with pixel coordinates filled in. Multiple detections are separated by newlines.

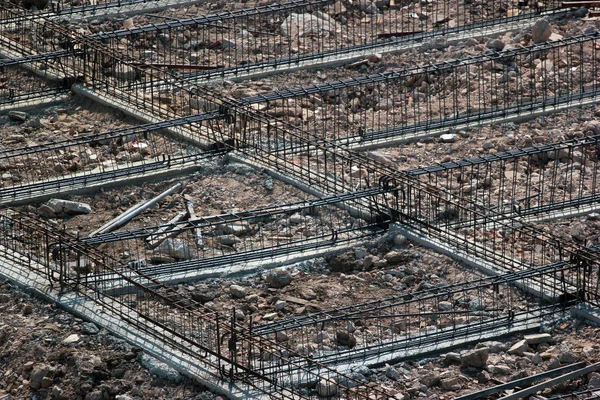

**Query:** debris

left=39, top=199, right=92, bottom=218
left=89, top=182, right=183, bottom=236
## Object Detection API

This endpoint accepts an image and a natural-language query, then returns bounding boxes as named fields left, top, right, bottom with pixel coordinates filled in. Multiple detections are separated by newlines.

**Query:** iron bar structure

left=233, top=32, right=600, bottom=148
left=88, top=0, right=563, bottom=81
left=2, top=2, right=600, bottom=399
left=0, top=209, right=396, bottom=399
left=0, top=54, right=73, bottom=106
left=0, top=113, right=226, bottom=205
left=80, top=188, right=391, bottom=286
left=404, top=135, right=600, bottom=223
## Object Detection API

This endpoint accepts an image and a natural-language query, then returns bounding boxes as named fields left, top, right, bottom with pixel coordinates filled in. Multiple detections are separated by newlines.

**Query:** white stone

left=316, top=378, right=338, bottom=397
left=229, top=284, right=248, bottom=299
left=440, top=133, right=457, bottom=143
left=62, top=334, right=80, bottom=344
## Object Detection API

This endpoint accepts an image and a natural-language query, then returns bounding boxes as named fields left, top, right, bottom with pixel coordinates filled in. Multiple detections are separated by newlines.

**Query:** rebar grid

left=230, top=31, right=600, bottom=147
left=0, top=112, right=225, bottom=205
left=2, top=0, right=166, bottom=18
left=2, top=1, right=599, bottom=279
left=0, top=210, right=396, bottom=399
left=404, top=135, right=600, bottom=222
left=3, top=3, right=600, bottom=398
left=80, top=188, right=390, bottom=284
left=87, top=0, right=561, bottom=82
left=253, top=262, right=579, bottom=335
left=0, top=61, right=70, bottom=105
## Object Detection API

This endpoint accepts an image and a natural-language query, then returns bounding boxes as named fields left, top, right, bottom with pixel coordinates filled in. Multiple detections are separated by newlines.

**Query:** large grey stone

left=229, top=284, right=248, bottom=299
left=524, top=333, right=552, bottom=345
left=316, top=378, right=338, bottom=397
left=266, top=270, right=293, bottom=288
left=588, top=372, right=600, bottom=389
left=30, top=364, right=50, bottom=390
left=41, top=199, right=92, bottom=217
left=156, top=239, right=193, bottom=260
left=486, top=39, right=505, bottom=51
left=508, top=339, right=530, bottom=356
left=280, top=13, right=340, bottom=37
left=139, top=353, right=182, bottom=382
left=8, top=111, right=28, bottom=122
left=222, top=221, right=251, bottom=236
left=385, top=364, right=400, bottom=380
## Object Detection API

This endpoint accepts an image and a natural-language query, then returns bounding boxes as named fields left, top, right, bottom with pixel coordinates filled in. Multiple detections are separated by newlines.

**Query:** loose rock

left=336, top=331, right=357, bottom=348
left=316, top=378, right=338, bottom=397
left=266, top=270, right=293, bottom=288
left=524, top=333, right=552, bottom=345
left=39, top=199, right=92, bottom=217
left=8, top=111, right=28, bottom=122
left=30, top=364, right=50, bottom=390
left=532, top=19, right=552, bottom=43
left=508, top=339, right=530, bottom=356
left=229, top=284, right=248, bottom=299
left=385, top=364, right=400, bottom=380
left=460, top=347, right=489, bottom=368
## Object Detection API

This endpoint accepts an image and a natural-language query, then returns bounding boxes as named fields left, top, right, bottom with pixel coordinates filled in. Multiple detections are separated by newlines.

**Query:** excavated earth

left=2, top=2, right=600, bottom=400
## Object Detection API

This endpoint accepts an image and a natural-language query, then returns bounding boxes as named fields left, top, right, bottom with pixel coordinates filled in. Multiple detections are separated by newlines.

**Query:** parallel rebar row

left=2, top=2, right=600, bottom=399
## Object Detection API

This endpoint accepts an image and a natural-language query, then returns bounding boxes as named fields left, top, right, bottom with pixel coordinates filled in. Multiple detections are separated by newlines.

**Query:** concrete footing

left=0, top=244, right=267, bottom=399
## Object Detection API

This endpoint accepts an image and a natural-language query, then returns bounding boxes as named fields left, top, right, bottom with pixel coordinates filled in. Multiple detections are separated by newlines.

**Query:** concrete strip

left=260, top=309, right=555, bottom=387
left=0, top=158, right=206, bottom=206
left=335, top=311, right=546, bottom=370
left=571, top=302, right=600, bottom=326
left=96, top=236, right=370, bottom=295
left=349, top=94, right=600, bottom=151
left=227, top=153, right=375, bottom=222
left=0, top=37, right=66, bottom=82
left=0, top=93, right=70, bottom=114
left=71, top=84, right=215, bottom=149
left=0, top=244, right=269, bottom=399
left=520, top=202, right=600, bottom=223
left=49, top=0, right=207, bottom=22
left=179, top=17, right=550, bottom=85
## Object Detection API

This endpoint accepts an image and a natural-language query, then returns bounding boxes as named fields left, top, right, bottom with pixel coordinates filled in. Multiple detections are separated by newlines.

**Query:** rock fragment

left=38, top=199, right=92, bottom=218
left=532, top=19, right=552, bottom=43
left=460, top=347, right=489, bottom=368
left=266, top=270, right=293, bottom=288
left=229, top=284, right=248, bottom=299
left=316, top=378, right=338, bottom=397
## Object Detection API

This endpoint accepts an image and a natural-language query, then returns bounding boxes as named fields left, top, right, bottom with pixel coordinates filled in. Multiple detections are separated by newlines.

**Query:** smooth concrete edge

left=227, top=153, right=375, bottom=222
left=351, top=96, right=600, bottom=151
left=339, top=314, right=545, bottom=371
left=50, top=0, right=207, bottom=21
left=0, top=162, right=204, bottom=207
left=0, top=246, right=266, bottom=400
left=0, top=37, right=66, bottom=83
left=521, top=203, right=600, bottom=223
left=185, top=18, right=537, bottom=85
